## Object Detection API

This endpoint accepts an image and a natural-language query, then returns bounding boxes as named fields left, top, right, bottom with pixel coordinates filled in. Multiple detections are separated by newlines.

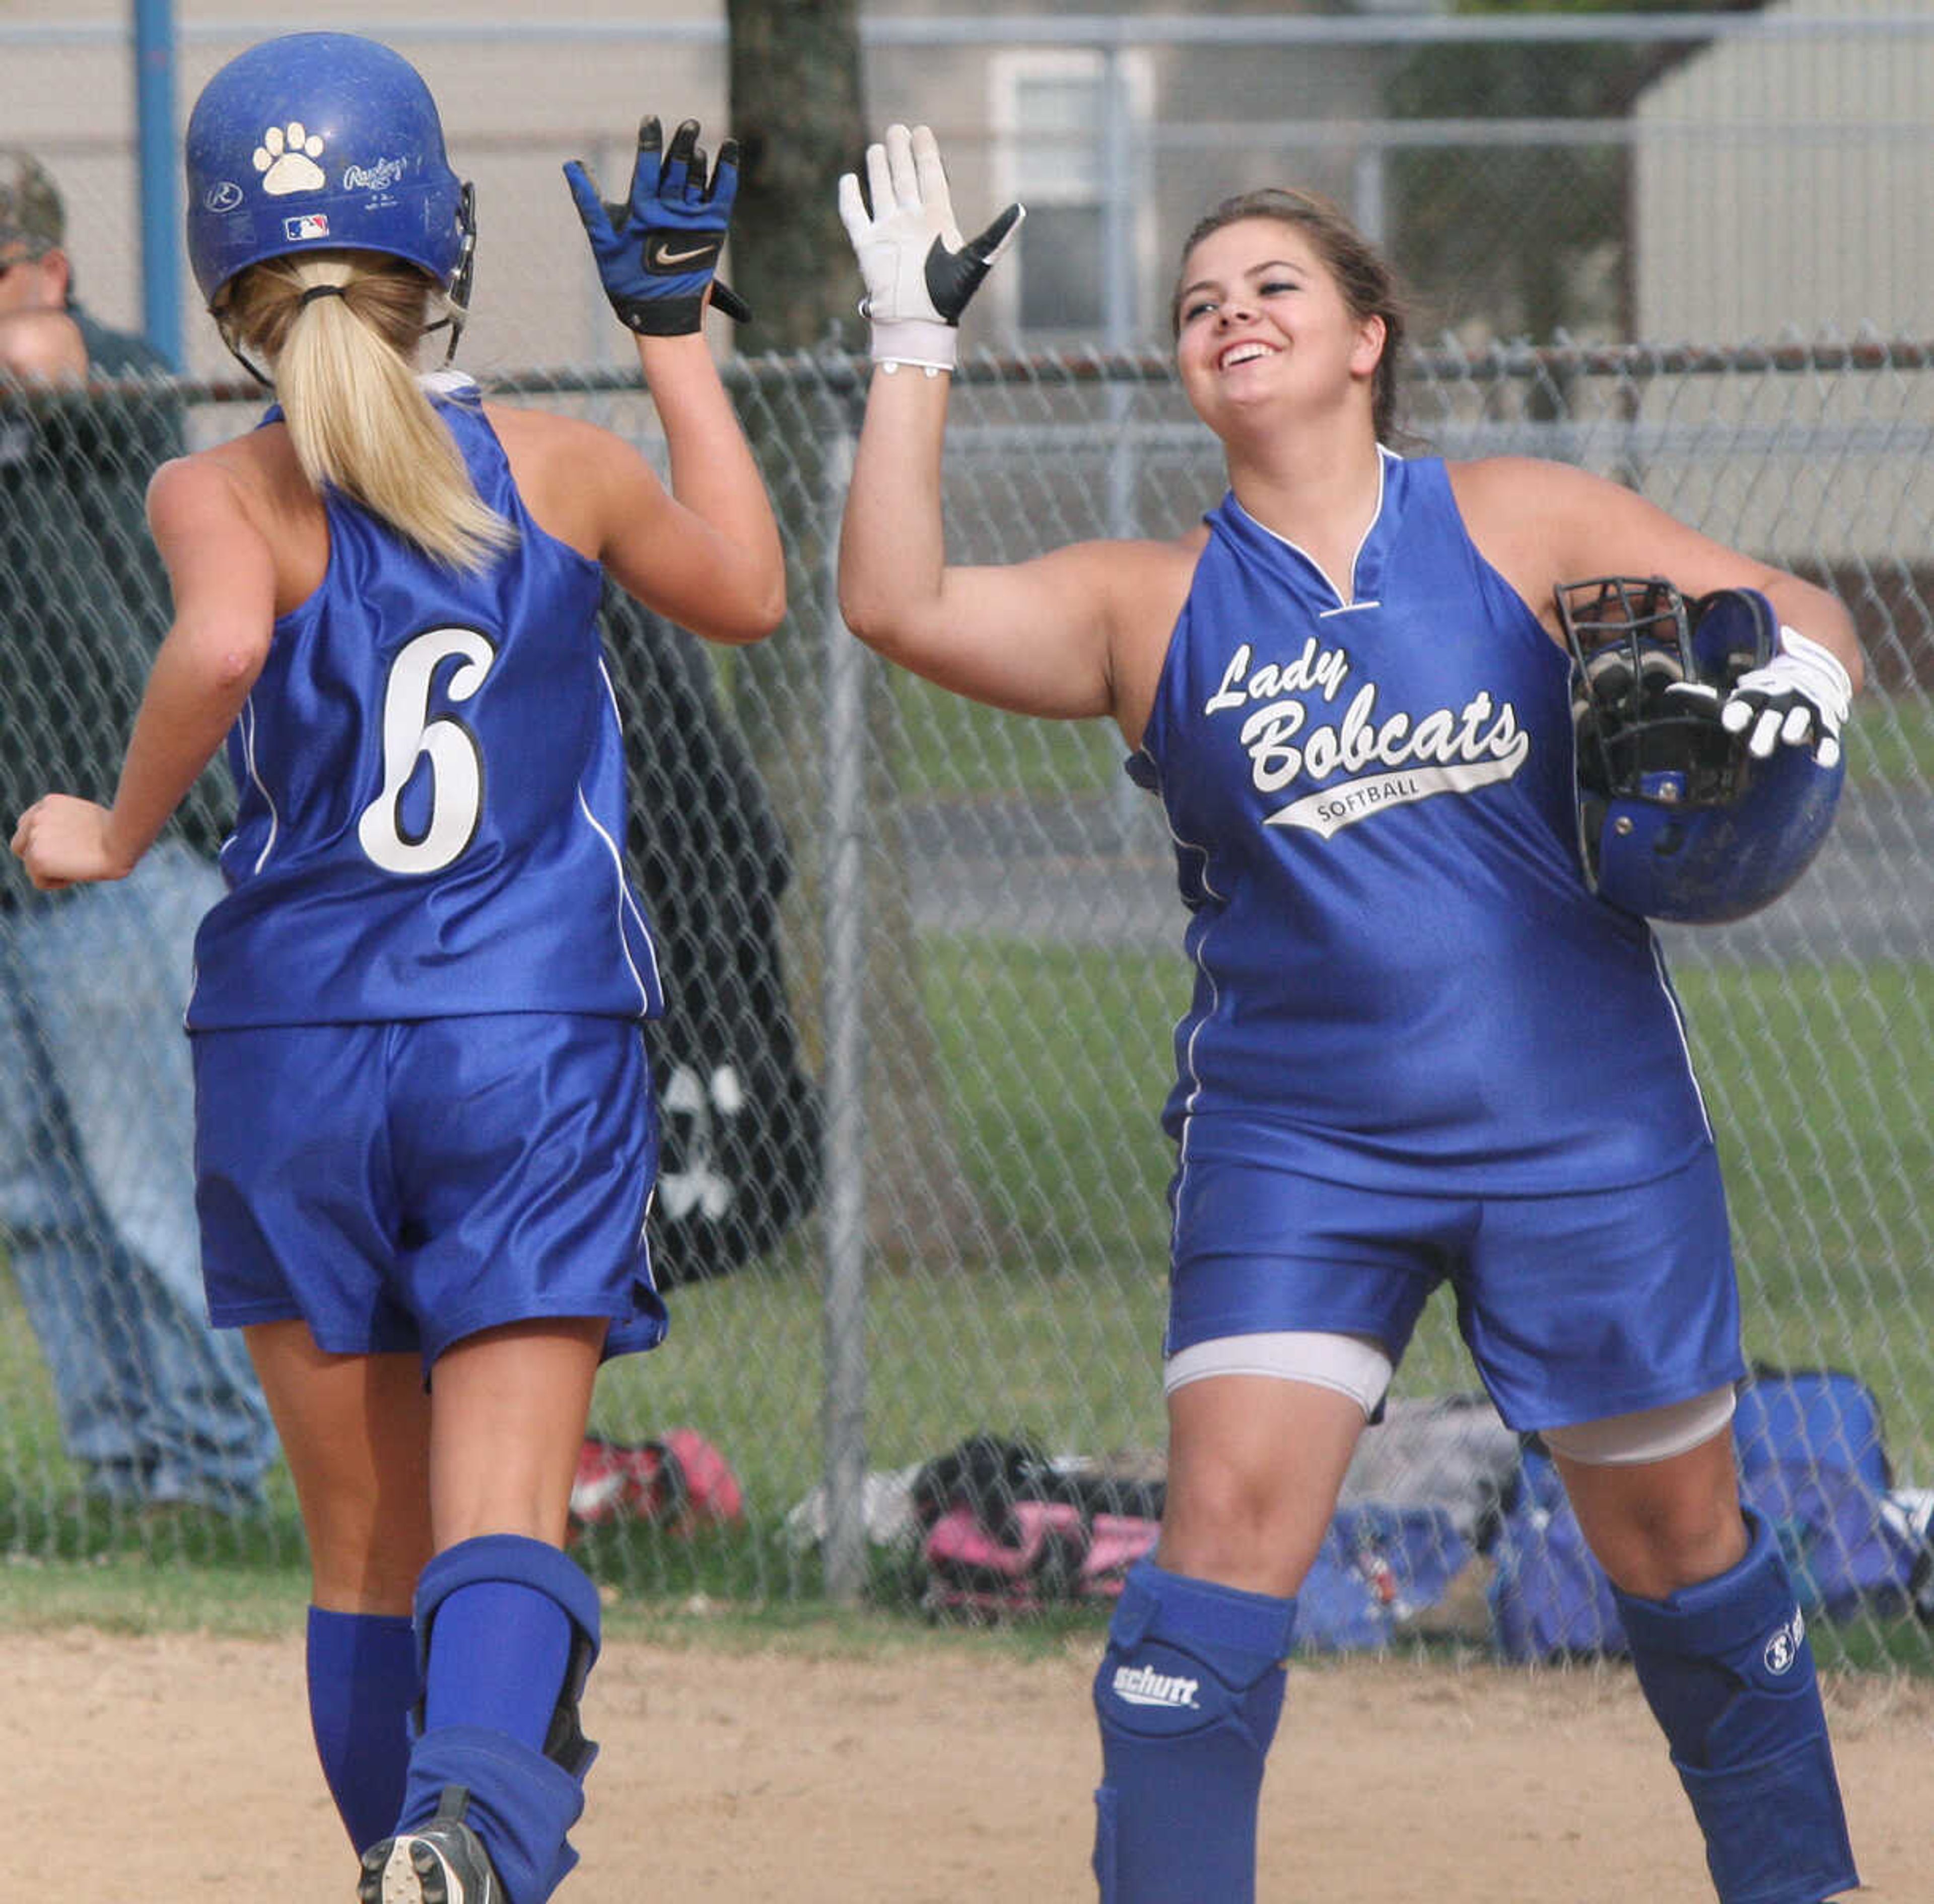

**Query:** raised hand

left=565, top=116, right=751, bottom=336
left=837, top=123, right=1023, bottom=373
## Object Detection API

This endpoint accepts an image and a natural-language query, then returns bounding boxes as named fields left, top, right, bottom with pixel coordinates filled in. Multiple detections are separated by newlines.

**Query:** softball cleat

left=358, top=1785, right=502, bottom=1904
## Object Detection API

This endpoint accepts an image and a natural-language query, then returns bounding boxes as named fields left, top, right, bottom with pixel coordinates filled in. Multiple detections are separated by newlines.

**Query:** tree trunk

left=725, top=0, right=866, bottom=356
left=725, top=0, right=1001, bottom=1265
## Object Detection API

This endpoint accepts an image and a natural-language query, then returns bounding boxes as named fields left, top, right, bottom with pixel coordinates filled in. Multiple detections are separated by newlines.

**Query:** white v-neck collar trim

left=1231, top=444, right=1396, bottom=610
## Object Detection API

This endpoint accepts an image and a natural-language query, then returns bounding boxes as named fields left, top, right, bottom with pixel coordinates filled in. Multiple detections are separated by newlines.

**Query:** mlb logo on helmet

left=284, top=213, right=330, bottom=242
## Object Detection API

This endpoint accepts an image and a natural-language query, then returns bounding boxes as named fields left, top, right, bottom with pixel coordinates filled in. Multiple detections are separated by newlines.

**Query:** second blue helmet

left=1560, top=577, right=1846, bottom=925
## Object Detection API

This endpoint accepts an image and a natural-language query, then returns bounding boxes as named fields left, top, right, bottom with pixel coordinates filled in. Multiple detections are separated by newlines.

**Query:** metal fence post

left=817, top=401, right=870, bottom=1603
left=132, top=0, right=182, bottom=367
left=1353, top=139, right=1388, bottom=252
left=1103, top=58, right=1144, bottom=841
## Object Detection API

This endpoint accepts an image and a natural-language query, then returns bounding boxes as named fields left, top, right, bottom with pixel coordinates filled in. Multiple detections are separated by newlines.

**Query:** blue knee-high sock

left=402, top=1535, right=603, bottom=1904
left=1091, top=1560, right=1296, bottom=1904
left=307, top=1607, right=418, bottom=1854
left=1612, top=1508, right=1858, bottom=1904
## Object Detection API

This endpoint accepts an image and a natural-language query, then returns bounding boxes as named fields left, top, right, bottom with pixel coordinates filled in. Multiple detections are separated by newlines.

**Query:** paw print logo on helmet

left=252, top=122, right=326, bottom=196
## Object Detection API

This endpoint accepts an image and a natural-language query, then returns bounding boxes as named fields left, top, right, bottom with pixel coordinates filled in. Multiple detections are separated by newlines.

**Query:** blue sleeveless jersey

left=1133, top=453, right=1712, bottom=1194
left=187, top=380, right=660, bottom=1028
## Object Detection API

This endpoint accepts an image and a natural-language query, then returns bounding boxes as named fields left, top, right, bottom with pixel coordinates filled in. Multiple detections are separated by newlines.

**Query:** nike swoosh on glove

left=565, top=115, right=751, bottom=336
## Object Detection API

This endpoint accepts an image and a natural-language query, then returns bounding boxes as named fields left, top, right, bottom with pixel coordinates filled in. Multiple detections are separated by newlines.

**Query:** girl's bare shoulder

left=1059, top=524, right=1205, bottom=611
left=160, top=428, right=325, bottom=610
left=1024, top=525, right=1202, bottom=656
left=187, top=419, right=306, bottom=499
left=483, top=401, right=624, bottom=473
left=483, top=402, right=646, bottom=549
left=1094, top=525, right=1212, bottom=743
left=152, top=432, right=277, bottom=523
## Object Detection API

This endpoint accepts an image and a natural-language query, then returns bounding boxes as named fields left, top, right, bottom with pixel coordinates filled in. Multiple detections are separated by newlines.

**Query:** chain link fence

left=2, top=339, right=1931, bottom=1671
left=3, top=4, right=1932, bottom=1668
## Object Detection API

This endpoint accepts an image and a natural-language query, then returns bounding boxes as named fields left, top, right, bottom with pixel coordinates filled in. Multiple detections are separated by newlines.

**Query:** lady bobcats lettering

left=1204, top=639, right=1530, bottom=833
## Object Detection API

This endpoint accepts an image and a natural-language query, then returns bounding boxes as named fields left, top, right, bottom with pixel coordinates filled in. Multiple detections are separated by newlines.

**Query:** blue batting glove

left=564, top=115, right=751, bottom=335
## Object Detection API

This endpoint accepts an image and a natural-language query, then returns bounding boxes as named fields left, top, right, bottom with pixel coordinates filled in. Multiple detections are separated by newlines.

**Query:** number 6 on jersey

left=356, top=625, right=498, bottom=875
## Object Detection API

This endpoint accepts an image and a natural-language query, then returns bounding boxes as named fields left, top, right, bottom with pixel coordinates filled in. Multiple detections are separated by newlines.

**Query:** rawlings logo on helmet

left=343, top=158, right=408, bottom=193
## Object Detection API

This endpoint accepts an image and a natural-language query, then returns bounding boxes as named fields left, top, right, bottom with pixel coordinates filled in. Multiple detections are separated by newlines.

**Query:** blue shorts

left=192, top=1013, right=666, bottom=1369
left=1166, top=1141, right=1744, bottom=1432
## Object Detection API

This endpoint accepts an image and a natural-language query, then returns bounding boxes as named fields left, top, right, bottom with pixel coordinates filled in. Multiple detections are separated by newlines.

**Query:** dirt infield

left=7, top=1626, right=1929, bottom=1900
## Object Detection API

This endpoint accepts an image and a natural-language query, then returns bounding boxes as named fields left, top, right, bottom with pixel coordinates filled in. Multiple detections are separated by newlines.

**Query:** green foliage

left=1383, top=0, right=1757, bottom=343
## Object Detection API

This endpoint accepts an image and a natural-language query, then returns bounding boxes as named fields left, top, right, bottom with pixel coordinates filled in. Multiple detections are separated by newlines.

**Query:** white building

left=1633, top=0, right=1934, bottom=342
left=1628, top=0, right=1934, bottom=572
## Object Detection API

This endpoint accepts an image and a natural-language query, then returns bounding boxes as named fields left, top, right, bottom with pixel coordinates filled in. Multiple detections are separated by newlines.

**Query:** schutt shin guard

left=404, top=1534, right=605, bottom=1904
left=1091, top=1560, right=1296, bottom=1904
left=1613, top=1508, right=1858, bottom=1904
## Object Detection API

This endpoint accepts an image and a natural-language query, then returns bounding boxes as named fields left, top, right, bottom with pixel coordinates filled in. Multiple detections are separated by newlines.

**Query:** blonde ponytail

left=218, top=251, right=515, bottom=572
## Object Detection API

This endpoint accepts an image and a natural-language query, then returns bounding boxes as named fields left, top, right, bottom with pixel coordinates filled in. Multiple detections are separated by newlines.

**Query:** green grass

left=917, top=936, right=1182, bottom=1265
left=0, top=936, right=1927, bottom=1672
left=881, top=674, right=1934, bottom=803
left=0, top=1554, right=309, bottom=1636
left=889, top=675, right=1125, bottom=798
left=1844, top=691, right=1934, bottom=788
left=909, top=933, right=1934, bottom=1505
left=1673, top=962, right=1934, bottom=1478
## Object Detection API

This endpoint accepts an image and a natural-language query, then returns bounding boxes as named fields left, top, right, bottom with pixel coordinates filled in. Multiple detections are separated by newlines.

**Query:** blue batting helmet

left=184, top=32, right=473, bottom=308
left=1559, top=577, right=1845, bottom=925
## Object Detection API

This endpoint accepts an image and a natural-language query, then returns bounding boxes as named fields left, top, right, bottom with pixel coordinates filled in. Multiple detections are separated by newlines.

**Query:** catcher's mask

left=1558, top=576, right=1844, bottom=925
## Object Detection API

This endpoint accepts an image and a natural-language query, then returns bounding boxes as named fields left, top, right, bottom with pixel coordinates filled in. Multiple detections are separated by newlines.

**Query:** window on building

left=993, top=51, right=1150, bottom=341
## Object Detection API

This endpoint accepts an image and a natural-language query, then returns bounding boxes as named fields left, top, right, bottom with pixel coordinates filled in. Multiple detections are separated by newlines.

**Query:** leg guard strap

left=1613, top=1509, right=1858, bottom=1904
left=1091, top=1561, right=1296, bottom=1904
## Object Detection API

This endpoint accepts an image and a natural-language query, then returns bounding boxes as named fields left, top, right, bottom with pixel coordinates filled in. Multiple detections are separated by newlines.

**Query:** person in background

left=0, top=145, right=277, bottom=1522
left=12, top=34, right=784, bottom=1904
left=835, top=124, right=1860, bottom=1904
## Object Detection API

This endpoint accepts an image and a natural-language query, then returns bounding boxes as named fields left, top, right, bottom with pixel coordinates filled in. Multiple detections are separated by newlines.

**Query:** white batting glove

left=1719, top=625, right=1853, bottom=771
left=837, top=123, right=1023, bottom=374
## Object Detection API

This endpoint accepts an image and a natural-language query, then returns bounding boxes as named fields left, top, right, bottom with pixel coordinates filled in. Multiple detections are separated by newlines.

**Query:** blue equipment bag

left=1733, top=1365, right=1917, bottom=1619
left=1489, top=1367, right=1921, bottom=1661
left=1296, top=1504, right=1474, bottom=1653
left=1487, top=1452, right=1627, bottom=1660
